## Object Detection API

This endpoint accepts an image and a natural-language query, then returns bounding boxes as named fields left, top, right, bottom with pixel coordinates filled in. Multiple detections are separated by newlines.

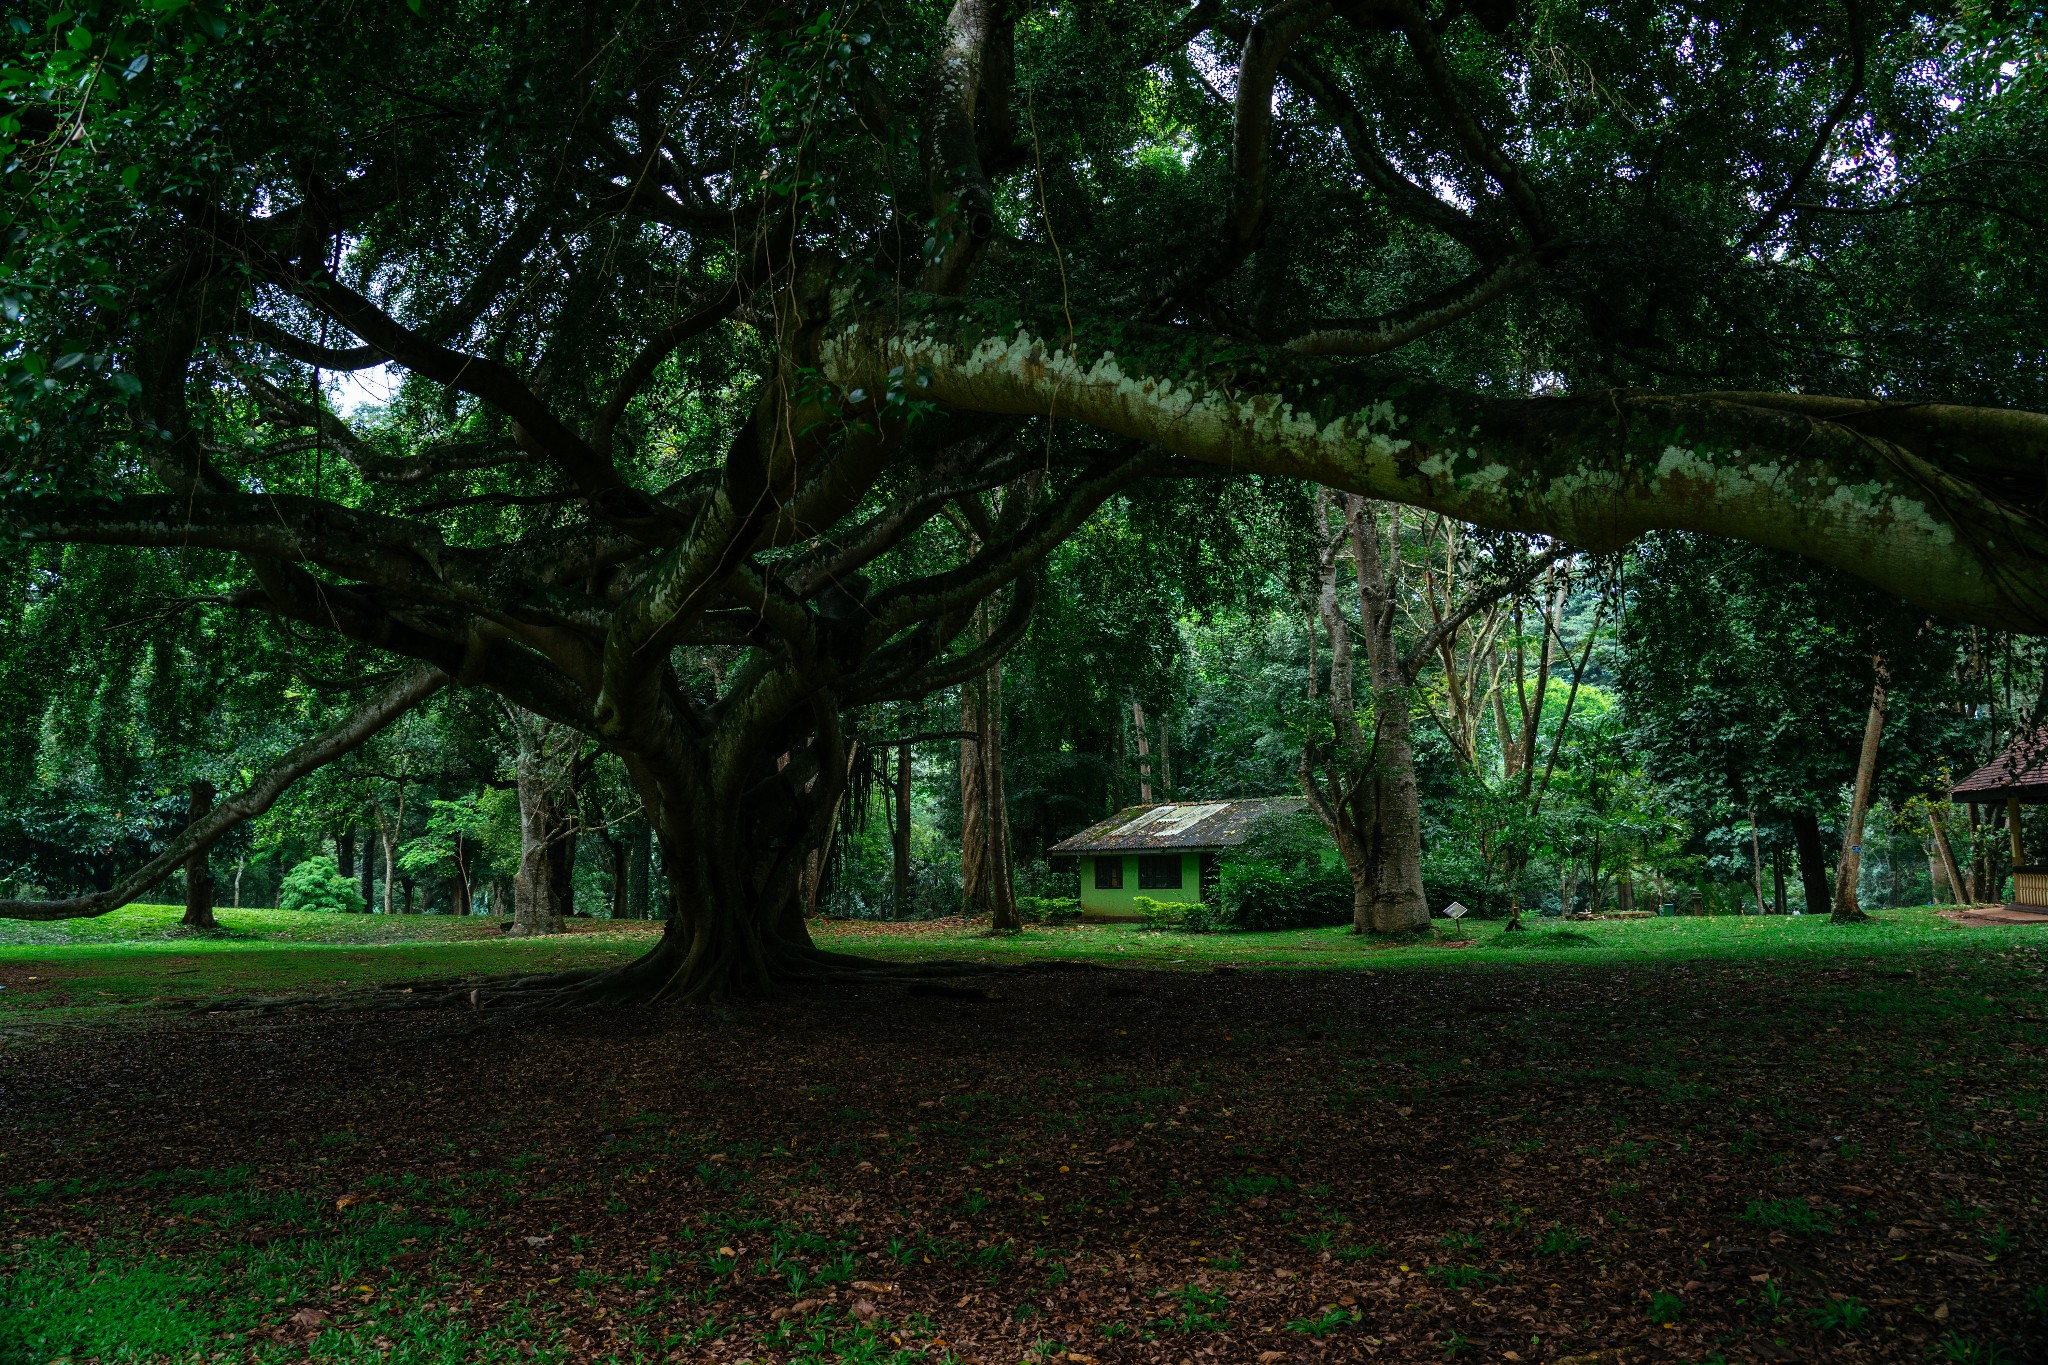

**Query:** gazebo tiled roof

left=1950, top=728, right=2048, bottom=804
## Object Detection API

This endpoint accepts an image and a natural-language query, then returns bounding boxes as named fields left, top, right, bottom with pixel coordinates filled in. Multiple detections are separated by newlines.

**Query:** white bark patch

left=817, top=311, right=2009, bottom=626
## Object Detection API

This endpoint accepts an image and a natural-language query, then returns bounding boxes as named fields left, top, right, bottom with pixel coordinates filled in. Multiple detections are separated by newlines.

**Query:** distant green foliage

left=276, top=857, right=365, bottom=915
left=1217, top=814, right=1350, bottom=930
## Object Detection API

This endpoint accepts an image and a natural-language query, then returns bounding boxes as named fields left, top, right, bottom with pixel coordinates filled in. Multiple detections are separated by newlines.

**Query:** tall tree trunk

left=960, top=635, right=1020, bottom=930
left=960, top=673, right=989, bottom=914
left=1928, top=801, right=1966, bottom=906
left=1968, top=802, right=1988, bottom=902
left=1299, top=494, right=1431, bottom=937
left=1790, top=811, right=1831, bottom=914
left=1832, top=657, right=1888, bottom=923
left=892, top=742, right=912, bottom=918
left=378, top=807, right=397, bottom=914
left=451, top=831, right=473, bottom=917
left=1132, top=699, right=1153, bottom=804
left=1748, top=810, right=1768, bottom=916
left=337, top=828, right=355, bottom=880
left=1157, top=712, right=1173, bottom=798
left=627, top=818, right=654, bottom=920
left=359, top=822, right=375, bottom=914
left=512, top=717, right=573, bottom=937
left=1348, top=499, right=1431, bottom=932
left=605, top=831, right=630, bottom=919
left=2007, top=797, right=2026, bottom=899
left=981, top=660, right=1020, bottom=933
left=1772, top=847, right=1788, bottom=914
left=180, top=780, right=217, bottom=929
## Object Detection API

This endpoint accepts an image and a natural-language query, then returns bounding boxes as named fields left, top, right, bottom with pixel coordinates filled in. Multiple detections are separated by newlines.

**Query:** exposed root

left=192, top=940, right=1130, bottom=1016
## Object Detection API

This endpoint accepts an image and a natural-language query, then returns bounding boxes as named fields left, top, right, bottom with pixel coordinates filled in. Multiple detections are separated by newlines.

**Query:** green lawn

left=5, top=900, right=2044, bottom=1361
left=817, top=903, right=2030, bottom=974
left=0, top=901, right=2030, bottom=1016
left=0, top=905, right=655, bottom=1013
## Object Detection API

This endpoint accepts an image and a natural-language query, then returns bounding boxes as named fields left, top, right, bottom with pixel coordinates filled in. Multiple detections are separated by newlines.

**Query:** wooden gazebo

left=1950, top=729, right=2048, bottom=908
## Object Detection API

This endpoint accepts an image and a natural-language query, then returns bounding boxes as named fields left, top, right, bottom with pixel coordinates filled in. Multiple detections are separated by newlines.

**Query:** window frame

left=1136, top=853, right=1184, bottom=890
left=1093, top=856, right=1124, bottom=890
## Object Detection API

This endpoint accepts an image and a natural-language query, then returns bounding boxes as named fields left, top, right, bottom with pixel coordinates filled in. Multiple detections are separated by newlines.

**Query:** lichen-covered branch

left=818, top=293, right=2048, bottom=630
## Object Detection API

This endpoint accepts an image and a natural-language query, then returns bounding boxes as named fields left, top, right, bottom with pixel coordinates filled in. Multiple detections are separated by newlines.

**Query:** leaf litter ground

left=4, top=922, right=2046, bottom=1364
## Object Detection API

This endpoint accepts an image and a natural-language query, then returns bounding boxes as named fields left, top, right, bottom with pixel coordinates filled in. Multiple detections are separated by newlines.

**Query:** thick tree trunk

left=512, top=718, right=574, bottom=937
left=982, top=665, right=1019, bottom=933
left=961, top=651, right=1020, bottom=930
left=1299, top=494, right=1431, bottom=937
left=1791, top=812, right=1831, bottom=914
left=337, top=828, right=355, bottom=880
left=180, top=780, right=218, bottom=929
left=1832, top=658, right=1888, bottom=923
left=1347, top=499, right=1431, bottom=933
left=627, top=819, right=654, bottom=920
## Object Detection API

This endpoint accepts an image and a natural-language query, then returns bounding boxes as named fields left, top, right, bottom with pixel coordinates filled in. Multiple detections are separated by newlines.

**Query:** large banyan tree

left=2, top=0, right=2044, bottom=995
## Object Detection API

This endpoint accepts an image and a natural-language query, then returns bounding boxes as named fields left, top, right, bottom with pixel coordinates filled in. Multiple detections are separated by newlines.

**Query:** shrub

left=1133, top=897, right=1222, bottom=932
left=278, top=856, right=366, bottom=914
left=1215, top=811, right=1351, bottom=930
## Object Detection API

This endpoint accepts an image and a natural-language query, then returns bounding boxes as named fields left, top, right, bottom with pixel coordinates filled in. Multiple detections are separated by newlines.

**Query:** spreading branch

left=0, top=668, right=447, bottom=921
left=818, top=293, right=2048, bottom=630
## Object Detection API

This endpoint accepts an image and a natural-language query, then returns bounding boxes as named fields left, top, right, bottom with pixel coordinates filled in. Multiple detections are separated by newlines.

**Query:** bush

left=1216, top=811, right=1351, bottom=930
left=1133, top=897, right=1224, bottom=932
left=277, top=856, right=366, bottom=914
left=1016, top=896, right=1081, bottom=923
left=1215, top=812, right=1351, bottom=930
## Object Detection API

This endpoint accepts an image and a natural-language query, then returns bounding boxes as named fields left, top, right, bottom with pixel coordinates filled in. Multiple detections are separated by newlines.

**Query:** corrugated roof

left=1047, top=797, right=1311, bottom=853
left=1951, top=728, right=2048, bottom=803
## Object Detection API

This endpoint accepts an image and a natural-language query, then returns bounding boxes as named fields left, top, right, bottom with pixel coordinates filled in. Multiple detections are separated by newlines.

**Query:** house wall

left=1079, top=852, right=1204, bottom=921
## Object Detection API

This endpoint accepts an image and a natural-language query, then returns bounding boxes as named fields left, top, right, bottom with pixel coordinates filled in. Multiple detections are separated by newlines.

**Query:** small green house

left=1048, top=798, right=1309, bottom=921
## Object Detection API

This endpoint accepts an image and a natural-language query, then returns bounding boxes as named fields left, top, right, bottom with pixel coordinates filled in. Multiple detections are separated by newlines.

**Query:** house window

left=1138, top=854, right=1184, bottom=890
left=1093, top=857, right=1123, bottom=890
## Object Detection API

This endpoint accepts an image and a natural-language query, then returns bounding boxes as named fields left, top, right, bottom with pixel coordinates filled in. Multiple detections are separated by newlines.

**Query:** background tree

left=1618, top=534, right=1985, bottom=914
